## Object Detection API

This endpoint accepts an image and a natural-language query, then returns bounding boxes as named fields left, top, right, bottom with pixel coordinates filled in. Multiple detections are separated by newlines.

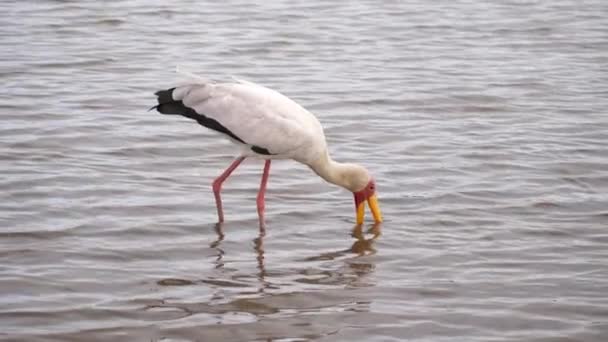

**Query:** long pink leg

left=256, top=160, right=272, bottom=226
left=212, top=157, right=245, bottom=222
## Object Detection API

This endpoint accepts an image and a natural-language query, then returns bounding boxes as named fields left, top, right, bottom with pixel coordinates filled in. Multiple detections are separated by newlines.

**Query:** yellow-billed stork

left=152, top=76, right=382, bottom=226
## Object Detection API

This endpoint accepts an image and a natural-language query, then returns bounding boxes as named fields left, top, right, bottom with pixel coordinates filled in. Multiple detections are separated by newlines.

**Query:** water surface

left=1, top=0, right=608, bottom=341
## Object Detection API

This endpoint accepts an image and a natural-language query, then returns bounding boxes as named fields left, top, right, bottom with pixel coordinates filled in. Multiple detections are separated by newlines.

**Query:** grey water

left=1, top=0, right=608, bottom=341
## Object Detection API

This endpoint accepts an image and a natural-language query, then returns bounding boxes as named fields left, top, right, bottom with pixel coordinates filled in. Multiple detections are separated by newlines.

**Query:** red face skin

left=353, top=179, right=376, bottom=207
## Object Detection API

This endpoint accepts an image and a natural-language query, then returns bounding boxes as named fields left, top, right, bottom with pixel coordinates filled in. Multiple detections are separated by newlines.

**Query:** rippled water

left=2, top=0, right=608, bottom=341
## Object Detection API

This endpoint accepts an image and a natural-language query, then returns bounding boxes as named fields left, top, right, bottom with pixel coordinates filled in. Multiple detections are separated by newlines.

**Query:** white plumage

left=174, top=79, right=326, bottom=163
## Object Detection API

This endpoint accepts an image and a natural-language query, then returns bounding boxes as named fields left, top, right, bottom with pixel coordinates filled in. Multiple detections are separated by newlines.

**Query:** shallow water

left=1, top=0, right=608, bottom=341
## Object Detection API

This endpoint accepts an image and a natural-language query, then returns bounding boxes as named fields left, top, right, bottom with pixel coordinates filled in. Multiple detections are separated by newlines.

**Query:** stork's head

left=328, top=163, right=383, bottom=225
left=353, top=177, right=383, bottom=225
left=309, top=156, right=383, bottom=225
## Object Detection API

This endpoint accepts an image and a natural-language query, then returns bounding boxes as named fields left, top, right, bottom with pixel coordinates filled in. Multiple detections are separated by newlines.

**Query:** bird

left=151, top=74, right=382, bottom=226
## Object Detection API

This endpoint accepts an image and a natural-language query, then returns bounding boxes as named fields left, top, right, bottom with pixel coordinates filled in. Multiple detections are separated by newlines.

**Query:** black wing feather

left=153, top=88, right=246, bottom=144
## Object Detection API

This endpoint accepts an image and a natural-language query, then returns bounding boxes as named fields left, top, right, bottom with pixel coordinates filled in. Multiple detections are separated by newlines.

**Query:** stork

left=152, top=76, right=382, bottom=226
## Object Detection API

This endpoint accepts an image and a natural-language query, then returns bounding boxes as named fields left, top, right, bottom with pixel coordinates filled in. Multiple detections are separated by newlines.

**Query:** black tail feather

left=152, top=87, right=196, bottom=117
left=152, top=87, right=246, bottom=144
left=155, top=88, right=176, bottom=105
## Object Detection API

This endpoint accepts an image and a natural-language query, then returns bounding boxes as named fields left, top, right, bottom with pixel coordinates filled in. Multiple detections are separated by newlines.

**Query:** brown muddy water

left=1, top=1, right=608, bottom=341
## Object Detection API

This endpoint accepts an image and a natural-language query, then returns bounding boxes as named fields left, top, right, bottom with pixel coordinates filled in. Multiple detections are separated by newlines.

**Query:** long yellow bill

left=356, top=195, right=383, bottom=225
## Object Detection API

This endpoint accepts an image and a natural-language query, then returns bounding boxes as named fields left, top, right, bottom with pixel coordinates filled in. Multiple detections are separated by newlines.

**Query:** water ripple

left=1, top=0, right=608, bottom=341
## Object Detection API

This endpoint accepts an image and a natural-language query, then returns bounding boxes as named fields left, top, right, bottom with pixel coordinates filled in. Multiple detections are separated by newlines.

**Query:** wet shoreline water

left=1, top=0, right=607, bottom=341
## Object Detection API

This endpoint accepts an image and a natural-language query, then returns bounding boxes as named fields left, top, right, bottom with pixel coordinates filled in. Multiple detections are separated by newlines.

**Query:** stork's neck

left=308, top=152, right=369, bottom=192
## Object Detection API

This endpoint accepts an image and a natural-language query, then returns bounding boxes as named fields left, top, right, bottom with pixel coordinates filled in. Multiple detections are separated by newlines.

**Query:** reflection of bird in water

left=211, top=223, right=225, bottom=269
left=152, top=73, right=383, bottom=226
left=346, top=224, right=381, bottom=283
left=211, top=223, right=380, bottom=266
left=210, top=224, right=271, bottom=294
left=302, top=224, right=382, bottom=261
left=252, top=229, right=271, bottom=294
left=208, top=223, right=380, bottom=291
left=150, top=224, right=380, bottom=328
left=349, top=223, right=381, bottom=256
left=291, top=224, right=381, bottom=288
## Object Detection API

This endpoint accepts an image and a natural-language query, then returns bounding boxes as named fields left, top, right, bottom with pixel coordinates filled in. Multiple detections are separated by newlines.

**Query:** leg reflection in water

left=211, top=223, right=225, bottom=269
left=207, top=222, right=381, bottom=295
left=252, top=226, right=271, bottom=294
left=210, top=222, right=271, bottom=294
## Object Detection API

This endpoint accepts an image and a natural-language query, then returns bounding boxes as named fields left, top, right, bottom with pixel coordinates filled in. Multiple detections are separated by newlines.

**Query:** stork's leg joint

left=212, top=157, right=245, bottom=223
left=212, top=179, right=222, bottom=194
